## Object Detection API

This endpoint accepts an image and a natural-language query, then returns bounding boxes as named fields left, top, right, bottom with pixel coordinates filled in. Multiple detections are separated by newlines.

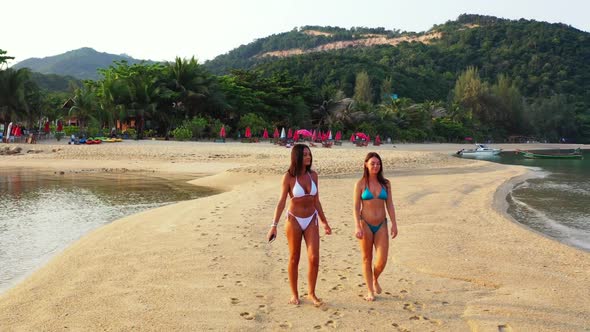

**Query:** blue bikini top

left=361, top=184, right=387, bottom=200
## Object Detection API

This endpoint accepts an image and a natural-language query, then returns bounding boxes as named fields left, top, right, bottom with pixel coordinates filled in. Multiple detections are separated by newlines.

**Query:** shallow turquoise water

left=460, top=149, right=589, bottom=251
left=0, top=169, right=217, bottom=293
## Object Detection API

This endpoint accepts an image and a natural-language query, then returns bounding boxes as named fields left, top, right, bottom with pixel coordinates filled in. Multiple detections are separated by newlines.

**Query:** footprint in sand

left=313, top=325, right=322, bottom=330
left=324, top=320, right=336, bottom=328
left=330, top=284, right=344, bottom=291
left=498, top=324, right=513, bottom=332
left=240, top=312, right=255, bottom=320
left=230, top=298, right=240, bottom=304
left=258, top=304, right=269, bottom=313
left=330, top=310, right=343, bottom=318
left=403, top=303, right=415, bottom=312
left=279, top=322, right=293, bottom=328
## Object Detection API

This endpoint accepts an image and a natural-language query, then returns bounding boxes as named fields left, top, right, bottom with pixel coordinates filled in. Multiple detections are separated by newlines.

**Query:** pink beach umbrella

left=287, top=128, right=293, bottom=138
left=245, top=127, right=252, bottom=138
left=293, top=131, right=299, bottom=141
left=57, top=120, right=63, bottom=132
left=335, top=131, right=342, bottom=141
left=273, top=128, right=279, bottom=138
left=355, top=132, right=368, bottom=140
left=44, top=121, right=50, bottom=133
left=375, top=135, right=381, bottom=144
left=312, top=130, right=317, bottom=141
left=296, top=129, right=313, bottom=137
left=262, top=128, right=269, bottom=139
left=350, top=134, right=355, bottom=142
left=219, top=125, right=226, bottom=138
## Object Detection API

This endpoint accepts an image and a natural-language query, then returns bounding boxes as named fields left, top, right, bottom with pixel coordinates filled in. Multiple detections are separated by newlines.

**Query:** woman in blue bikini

left=353, top=152, right=398, bottom=301
left=267, top=144, right=332, bottom=305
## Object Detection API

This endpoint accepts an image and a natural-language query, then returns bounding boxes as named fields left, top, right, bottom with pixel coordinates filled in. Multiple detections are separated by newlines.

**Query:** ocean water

left=0, top=169, right=217, bottom=293
left=461, top=149, right=589, bottom=251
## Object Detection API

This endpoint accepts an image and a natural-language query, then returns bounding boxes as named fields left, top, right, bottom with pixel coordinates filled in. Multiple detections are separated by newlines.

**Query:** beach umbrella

left=219, top=125, right=226, bottom=138
left=293, top=130, right=299, bottom=141
left=328, top=130, right=332, bottom=140
left=245, top=127, right=251, bottom=138
left=375, top=135, right=381, bottom=144
left=280, top=127, right=286, bottom=138
left=44, top=121, right=50, bottom=133
left=287, top=128, right=293, bottom=138
left=296, top=129, right=313, bottom=137
left=312, top=130, right=317, bottom=141
left=15, top=125, right=22, bottom=137
left=262, top=128, right=269, bottom=139
left=335, top=131, right=342, bottom=141
left=57, top=120, right=63, bottom=132
left=273, top=128, right=279, bottom=138
left=355, top=132, right=368, bottom=140
left=350, top=133, right=355, bottom=142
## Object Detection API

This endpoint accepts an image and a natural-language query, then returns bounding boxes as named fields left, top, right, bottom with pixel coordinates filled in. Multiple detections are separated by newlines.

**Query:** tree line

left=1, top=13, right=589, bottom=143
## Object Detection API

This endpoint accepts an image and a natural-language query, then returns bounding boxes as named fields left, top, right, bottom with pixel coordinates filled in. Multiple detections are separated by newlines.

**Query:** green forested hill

left=205, top=14, right=590, bottom=104
left=12, top=47, right=155, bottom=80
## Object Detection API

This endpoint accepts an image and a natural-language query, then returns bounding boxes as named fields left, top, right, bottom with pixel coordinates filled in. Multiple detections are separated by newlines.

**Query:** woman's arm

left=353, top=179, right=364, bottom=239
left=267, top=173, right=290, bottom=241
left=385, top=181, right=398, bottom=239
left=312, top=172, right=331, bottom=235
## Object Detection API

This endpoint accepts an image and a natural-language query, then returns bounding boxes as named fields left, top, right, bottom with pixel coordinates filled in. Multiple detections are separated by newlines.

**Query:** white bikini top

left=292, top=172, right=317, bottom=198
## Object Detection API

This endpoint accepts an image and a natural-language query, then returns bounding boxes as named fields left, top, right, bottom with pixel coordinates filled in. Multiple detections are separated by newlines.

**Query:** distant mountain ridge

left=13, top=47, right=155, bottom=80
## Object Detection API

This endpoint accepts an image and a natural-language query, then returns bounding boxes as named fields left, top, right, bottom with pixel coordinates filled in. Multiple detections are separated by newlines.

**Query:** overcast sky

left=4, top=0, right=589, bottom=66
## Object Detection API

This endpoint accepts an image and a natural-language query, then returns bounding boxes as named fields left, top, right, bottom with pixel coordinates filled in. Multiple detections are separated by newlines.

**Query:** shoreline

left=0, top=141, right=588, bottom=331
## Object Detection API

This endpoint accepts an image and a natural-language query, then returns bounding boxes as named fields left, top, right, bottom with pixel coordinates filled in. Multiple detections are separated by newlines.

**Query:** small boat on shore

left=457, top=144, right=502, bottom=156
left=517, top=148, right=583, bottom=159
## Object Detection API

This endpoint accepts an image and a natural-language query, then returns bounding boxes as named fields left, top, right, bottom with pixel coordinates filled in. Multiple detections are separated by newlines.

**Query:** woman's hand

left=355, top=225, right=364, bottom=239
left=390, top=222, right=398, bottom=239
left=267, top=226, right=277, bottom=242
left=323, top=223, right=332, bottom=235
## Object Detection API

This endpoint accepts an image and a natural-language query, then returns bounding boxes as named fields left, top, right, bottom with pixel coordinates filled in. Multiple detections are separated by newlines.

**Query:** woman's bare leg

left=372, top=224, right=390, bottom=295
left=286, top=218, right=303, bottom=304
left=359, top=222, right=376, bottom=301
left=303, top=218, right=321, bottom=305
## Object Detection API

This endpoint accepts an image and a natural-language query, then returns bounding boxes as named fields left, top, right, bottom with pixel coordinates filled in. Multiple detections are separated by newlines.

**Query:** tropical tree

left=69, top=85, right=97, bottom=130
left=0, top=68, right=31, bottom=129
left=0, top=49, right=14, bottom=68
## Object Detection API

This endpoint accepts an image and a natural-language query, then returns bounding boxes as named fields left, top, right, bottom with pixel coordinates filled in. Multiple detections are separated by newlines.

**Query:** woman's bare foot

left=308, top=294, right=323, bottom=306
left=288, top=296, right=300, bottom=305
left=364, top=291, right=375, bottom=301
left=374, top=279, right=382, bottom=294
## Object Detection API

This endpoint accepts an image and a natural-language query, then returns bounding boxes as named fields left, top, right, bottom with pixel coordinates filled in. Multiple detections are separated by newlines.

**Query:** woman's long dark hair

left=362, top=152, right=388, bottom=186
left=288, top=144, right=312, bottom=176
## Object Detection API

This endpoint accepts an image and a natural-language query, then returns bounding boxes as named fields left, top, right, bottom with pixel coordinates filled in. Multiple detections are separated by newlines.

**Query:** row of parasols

left=220, top=126, right=376, bottom=142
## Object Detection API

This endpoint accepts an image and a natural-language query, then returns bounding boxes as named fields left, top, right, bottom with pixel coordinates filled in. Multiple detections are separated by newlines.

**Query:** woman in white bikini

left=267, top=144, right=331, bottom=305
left=353, top=152, right=398, bottom=301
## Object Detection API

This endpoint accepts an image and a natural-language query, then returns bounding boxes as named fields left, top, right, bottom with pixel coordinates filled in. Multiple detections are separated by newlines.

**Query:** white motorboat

left=457, top=144, right=502, bottom=156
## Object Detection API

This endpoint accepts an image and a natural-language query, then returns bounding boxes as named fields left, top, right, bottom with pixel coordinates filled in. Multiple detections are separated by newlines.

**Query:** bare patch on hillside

left=258, top=32, right=443, bottom=58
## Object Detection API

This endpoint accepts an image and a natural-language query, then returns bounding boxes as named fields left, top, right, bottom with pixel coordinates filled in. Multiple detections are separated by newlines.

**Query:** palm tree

left=0, top=68, right=30, bottom=133
left=167, top=57, right=213, bottom=119
left=69, top=85, right=97, bottom=130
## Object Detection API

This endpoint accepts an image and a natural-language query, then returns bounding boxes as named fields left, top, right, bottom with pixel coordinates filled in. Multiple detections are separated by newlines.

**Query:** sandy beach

left=0, top=140, right=588, bottom=331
